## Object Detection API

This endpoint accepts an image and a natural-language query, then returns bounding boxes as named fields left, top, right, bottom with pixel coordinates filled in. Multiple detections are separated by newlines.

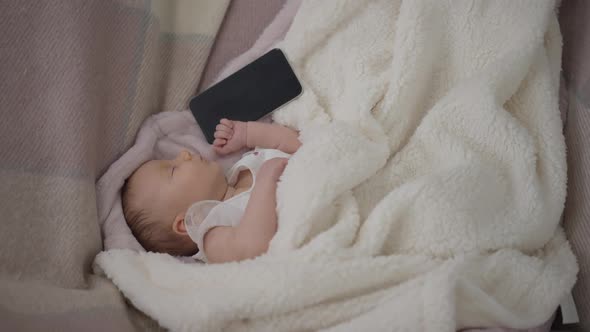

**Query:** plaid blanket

left=0, top=1, right=228, bottom=330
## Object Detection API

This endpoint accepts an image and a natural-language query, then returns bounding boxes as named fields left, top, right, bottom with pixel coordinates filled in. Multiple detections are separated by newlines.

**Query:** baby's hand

left=257, top=158, right=289, bottom=183
left=213, top=119, right=247, bottom=155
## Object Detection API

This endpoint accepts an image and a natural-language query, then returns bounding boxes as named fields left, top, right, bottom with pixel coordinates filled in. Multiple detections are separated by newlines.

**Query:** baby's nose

left=180, top=150, right=192, bottom=161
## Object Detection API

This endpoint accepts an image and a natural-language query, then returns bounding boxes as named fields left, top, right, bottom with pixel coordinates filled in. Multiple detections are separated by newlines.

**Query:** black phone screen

left=189, top=48, right=302, bottom=144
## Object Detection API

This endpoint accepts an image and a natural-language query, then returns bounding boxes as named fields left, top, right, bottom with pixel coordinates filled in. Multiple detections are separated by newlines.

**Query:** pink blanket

left=96, top=1, right=554, bottom=330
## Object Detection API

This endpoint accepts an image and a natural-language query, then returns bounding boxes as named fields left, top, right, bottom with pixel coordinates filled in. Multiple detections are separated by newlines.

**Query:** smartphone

left=189, top=48, right=302, bottom=144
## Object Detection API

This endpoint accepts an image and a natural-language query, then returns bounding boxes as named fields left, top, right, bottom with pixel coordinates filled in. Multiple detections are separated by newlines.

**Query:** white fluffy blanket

left=95, top=0, right=578, bottom=331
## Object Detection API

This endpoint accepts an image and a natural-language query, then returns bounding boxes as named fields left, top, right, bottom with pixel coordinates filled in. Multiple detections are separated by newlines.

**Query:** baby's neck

left=221, top=169, right=253, bottom=201
left=222, top=186, right=237, bottom=201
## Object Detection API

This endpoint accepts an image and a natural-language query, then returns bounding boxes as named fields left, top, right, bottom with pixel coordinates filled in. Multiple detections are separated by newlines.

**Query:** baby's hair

left=121, top=172, right=198, bottom=256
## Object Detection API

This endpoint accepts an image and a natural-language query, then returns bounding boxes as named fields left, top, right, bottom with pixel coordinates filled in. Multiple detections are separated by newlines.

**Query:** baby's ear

left=172, top=212, right=188, bottom=235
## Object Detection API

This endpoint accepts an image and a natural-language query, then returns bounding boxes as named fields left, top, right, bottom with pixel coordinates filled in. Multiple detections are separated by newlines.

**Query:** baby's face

left=130, top=150, right=227, bottom=226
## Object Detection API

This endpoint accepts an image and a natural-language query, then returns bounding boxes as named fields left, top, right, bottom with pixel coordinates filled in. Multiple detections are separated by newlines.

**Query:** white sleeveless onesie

left=184, top=148, right=290, bottom=262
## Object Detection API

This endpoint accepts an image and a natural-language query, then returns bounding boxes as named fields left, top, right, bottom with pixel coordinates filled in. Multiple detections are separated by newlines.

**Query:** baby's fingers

left=213, top=138, right=227, bottom=147
left=215, top=130, right=230, bottom=140
left=214, top=145, right=230, bottom=155
left=220, top=118, right=233, bottom=128
left=216, top=123, right=233, bottom=135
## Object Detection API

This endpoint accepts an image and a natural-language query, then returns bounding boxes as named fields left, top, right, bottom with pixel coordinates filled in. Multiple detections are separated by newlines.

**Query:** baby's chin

left=211, top=160, right=224, bottom=174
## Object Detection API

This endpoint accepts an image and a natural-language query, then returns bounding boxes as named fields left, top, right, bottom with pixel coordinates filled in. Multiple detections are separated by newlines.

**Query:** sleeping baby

left=121, top=119, right=301, bottom=263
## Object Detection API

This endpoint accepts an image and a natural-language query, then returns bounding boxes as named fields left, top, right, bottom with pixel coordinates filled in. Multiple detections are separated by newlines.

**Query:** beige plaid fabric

left=560, top=1, right=590, bottom=331
left=0, top=0, right=228, bottom=330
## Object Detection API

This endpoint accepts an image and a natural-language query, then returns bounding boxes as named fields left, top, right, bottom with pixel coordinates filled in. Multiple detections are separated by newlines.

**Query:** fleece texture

left=95, top=1, right=578, bottom=331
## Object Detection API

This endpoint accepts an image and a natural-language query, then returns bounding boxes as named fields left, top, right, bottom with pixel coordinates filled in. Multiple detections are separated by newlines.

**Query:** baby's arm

left=202, top=158, right=287, bottom=263
left=213, top=119, right=301, bottom=155
left=246, top=121, right=301, bottom=154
